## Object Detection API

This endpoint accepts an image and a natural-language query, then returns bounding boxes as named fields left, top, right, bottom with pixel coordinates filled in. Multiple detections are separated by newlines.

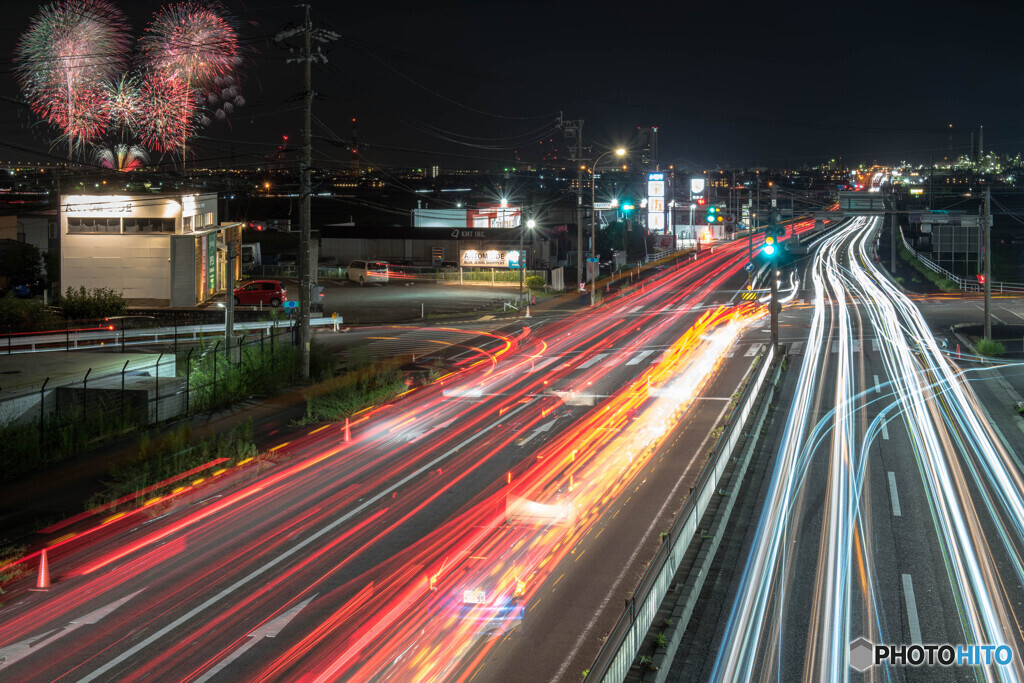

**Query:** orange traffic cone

left=531, top=292, right=536, bottom=305
left=524, top=306, right=532, bottom=319
left=343, top=417, right=351, bottom=442
left=29, top=549, right=50, bottom=591
left=605, top=281, right=610, bottom=292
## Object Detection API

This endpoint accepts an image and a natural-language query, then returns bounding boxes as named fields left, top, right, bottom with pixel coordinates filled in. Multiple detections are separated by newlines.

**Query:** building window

left=123, top=218, right=175, bottom=233
left=182, top=215, right=194, bottom=232
left=67, top=217, right=121, bottom=233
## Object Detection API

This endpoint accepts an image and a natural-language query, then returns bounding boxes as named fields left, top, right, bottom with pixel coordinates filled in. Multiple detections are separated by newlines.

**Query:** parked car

left=347, top=260, right=389, bottom=286
left=233, top=279, right=287, bottom=307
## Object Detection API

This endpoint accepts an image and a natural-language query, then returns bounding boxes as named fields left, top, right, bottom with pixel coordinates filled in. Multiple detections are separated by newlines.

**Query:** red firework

left=135, top=72, right=196, bottom=154
left=141, top=3, right=239, bottom=88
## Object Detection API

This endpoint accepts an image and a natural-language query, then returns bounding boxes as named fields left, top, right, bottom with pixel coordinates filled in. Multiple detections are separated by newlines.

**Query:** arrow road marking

left=194, top=596, right=315, bottom=683
left=0, top=589, right=144, bottom=670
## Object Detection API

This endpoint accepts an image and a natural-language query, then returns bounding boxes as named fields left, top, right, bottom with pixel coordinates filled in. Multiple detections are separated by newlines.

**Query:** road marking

left=881, top=419, right=890, bottom=440
left=578, top=353, right=608, bottom=369
left=626, top=350, right=655, bottom=366
left=1001, top=306, right=1024, bottom=322
left=873, top=374, right=881, bottom=394
left=743, top=344, right=762, bottom=357
left=852, top=339, right=862, bottom=353
left=871, top=339, right=879, bottom=352
left=77, top=398, right=540, bottom=683
left=790, top=341, right=804, bottom=355
left=902, top=574, right=923, bottom=644
left=195, top=597, right=315, bottom=682
left=519, top=420, right=557, bottom=446
left=887, top=471, right=902, bottom=517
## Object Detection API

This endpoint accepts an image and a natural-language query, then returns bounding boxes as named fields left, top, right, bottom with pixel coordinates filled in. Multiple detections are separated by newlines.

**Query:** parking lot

left=241, top=276, right=525, bottom=324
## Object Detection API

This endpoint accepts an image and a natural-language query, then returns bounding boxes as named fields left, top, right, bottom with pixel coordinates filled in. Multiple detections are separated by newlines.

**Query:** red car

left=233, top=279, right=287, bottom=307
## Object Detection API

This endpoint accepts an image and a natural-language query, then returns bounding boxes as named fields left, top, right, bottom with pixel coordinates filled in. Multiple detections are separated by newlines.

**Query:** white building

left=60, top=192, right=241, bottom=306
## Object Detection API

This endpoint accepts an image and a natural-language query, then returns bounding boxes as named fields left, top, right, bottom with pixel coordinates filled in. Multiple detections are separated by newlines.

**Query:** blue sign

left=283, top=300, right=299, bottom=309
left=648, top=172, right=664, bottom=181
left=744, top=262, right=754, bottom=272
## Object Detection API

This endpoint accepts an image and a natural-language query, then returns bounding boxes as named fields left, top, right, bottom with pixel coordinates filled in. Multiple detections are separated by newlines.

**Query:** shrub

left=0, top=292, right=58, bottom=326
left=58, top=286, right=128, bottom=320
left=976, top=338, right=1005, bottom=357
left=525, top=275, right=546, bottom=290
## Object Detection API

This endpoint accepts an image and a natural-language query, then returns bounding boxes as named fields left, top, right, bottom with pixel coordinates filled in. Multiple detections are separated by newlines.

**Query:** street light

left=589, top=148, right=626, bottom=306
left=520, top=218, right=536, bottom=311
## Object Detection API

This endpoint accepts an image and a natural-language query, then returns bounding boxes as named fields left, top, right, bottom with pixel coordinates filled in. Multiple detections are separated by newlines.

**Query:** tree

left=0, top=239, right=41, bottom=287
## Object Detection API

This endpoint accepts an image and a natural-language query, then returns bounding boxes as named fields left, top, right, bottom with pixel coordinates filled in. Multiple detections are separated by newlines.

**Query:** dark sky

left=3, top=0, right=1024, bottom=171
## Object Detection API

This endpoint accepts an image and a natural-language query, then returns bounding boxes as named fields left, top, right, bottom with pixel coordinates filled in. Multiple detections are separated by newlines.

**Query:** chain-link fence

left=0, top=324, right=300, bottom=482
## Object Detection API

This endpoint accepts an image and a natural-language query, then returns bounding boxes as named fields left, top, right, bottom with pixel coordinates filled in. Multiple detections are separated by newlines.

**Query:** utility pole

left=558, top=114, right=585, bottom=286
left=890, top=187, right=897, bottom=274
left=280, top=5, right=338, bottom=379
left=225, top=239, right=235, bottom=357
left=984, top=186, right=992, bottom=341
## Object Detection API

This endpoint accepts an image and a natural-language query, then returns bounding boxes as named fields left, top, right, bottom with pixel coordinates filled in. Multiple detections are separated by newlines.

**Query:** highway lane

left=0, top=238, right=768, bottom=681
left=692, top=216, right=1024, bottom=682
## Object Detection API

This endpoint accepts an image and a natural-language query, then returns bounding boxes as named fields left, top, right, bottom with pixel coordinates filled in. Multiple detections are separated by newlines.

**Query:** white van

left=347, top=260, right=389, bottom=285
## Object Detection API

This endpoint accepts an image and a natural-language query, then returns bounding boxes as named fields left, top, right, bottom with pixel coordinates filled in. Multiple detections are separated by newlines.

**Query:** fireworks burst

left=141, top=3, right=239, bottom=88
left=94, top=143, right=149, bottom=171
left=14, top=0, right=130, bottom=156
left=134, top=72, right=196, bottom=154
left=105, top=74, right=143, bottom=132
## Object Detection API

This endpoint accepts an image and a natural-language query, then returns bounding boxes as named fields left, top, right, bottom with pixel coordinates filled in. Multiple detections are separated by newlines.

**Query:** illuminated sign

left=648, top=213, right=665, bottom=231
left=649, top=197, right=665, bottom=213
left=63, top=196, right=135, bottom=215
left=460, top=249, right=518, bottom=268
left=690, top=178, right=705, bottom=195
left=647, top=179, right=665, bottom=197
left=648, top=173, right=665, bottom=181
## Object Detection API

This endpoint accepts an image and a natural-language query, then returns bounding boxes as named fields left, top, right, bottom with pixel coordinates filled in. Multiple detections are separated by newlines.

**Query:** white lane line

left=790, top=341, right=804, bottom=355
left=625, top=350, right=655, bottom=366
left=888, top=471, right=902, bottom=517
left=743, top=344, right=762, bottom=357
left=881, top=419, right=890, bottom=440
left=873, top=374, right=881, bottom=394
left=871, top=339, right=879, bottom=352
left=577, top=353, right=608, bottom=369
left=628, top=305, right=643, bottom=314
left=852, top=339, right=862, bottom=353
left=902, top=574, right=923, bottom=644
left=77, top=398, right=540, bottom=683
left=1001, top=306, right=1024, bottom=322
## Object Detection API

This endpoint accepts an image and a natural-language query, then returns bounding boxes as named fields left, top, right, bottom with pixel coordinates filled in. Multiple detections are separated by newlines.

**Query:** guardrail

left=587, top=343, right=778, bottom=682
left=0, top=317, right=341, bottom=355
left=899, top=229, right=1024, bottom=294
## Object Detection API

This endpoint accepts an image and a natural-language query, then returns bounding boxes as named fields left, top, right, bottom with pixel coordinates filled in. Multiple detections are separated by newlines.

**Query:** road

left=673, top=217, right=1024, bottom=682
left=0, top=235, right=777, bottom=680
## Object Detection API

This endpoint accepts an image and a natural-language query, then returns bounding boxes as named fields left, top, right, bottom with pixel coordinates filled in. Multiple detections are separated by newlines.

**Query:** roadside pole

left=984, top=186, right=992, bottom=341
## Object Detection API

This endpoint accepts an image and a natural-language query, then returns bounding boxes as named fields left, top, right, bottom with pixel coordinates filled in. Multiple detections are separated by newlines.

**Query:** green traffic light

left=764, top=244, right=775, bottom=256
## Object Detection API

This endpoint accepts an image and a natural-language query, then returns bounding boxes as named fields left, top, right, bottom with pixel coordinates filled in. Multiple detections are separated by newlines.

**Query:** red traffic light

left=977, top=273, right=986, bottom=284
left=696, top=198, right=707, bottom=206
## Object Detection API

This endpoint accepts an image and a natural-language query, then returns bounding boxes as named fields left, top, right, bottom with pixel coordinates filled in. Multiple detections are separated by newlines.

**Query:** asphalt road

left=671, top=217, right=1024, bottom=682
left=0, top=238, right=769, bottom=680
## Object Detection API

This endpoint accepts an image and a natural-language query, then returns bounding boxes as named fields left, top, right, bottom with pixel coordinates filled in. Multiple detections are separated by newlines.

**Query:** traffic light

left=977, top=273, right=986, bottom=285
left=696, top=197, right=707, bottom=207
left=763, top=233, right=777, bottom=256
left=706, top=206, right=724, bottom=224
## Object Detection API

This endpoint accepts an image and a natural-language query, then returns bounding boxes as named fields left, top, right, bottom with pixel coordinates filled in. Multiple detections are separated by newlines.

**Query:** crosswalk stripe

left=871, top=338, right=879, bottom=352
left=626, top=350, right=655, bottom=366
left=790, top=341, right=804, bottom=355
left=743, top=344, right=762, bottom=357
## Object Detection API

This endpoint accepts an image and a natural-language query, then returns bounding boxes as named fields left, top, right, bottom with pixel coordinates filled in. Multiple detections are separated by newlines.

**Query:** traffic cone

left=605, top=281, right=610, bottom=292
left=524, top=306, right=532, bottom=319
left=531, top=292, right=536, bottom=305
left=29, top=549, right=50, bottom=591
left=343, top=417, right=351, bottom=442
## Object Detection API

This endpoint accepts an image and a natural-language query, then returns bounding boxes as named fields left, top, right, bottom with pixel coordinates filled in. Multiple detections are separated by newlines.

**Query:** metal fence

left=0, top=324, right=297, bottom=465
left=900, top=228, right=1024, bottom=294
left=587, top=345, right=778, bottom=683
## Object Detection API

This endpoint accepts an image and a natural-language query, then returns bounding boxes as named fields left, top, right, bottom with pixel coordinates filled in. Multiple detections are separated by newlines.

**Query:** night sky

left=2, top=0, right=1023, bottom=171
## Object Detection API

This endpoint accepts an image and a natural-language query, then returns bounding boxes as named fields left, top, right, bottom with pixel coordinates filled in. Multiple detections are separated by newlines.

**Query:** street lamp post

left=589, top=148, right=626, bottom=306
left=520, top=218, right=535, bottom=312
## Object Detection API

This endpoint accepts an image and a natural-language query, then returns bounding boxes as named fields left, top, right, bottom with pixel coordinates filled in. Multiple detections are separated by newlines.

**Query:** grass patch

left=897, top=246, right=960, bottom=292
left=0, top=542, right=31, bottom=598
left=976, top=338, right=1006, bottom=357
left=302, top=360, right=408, bottom=424
left=86, top=421, right=258, bottom=509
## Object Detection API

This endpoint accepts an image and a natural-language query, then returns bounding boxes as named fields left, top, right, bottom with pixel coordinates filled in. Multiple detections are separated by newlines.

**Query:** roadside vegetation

left=302, top=347, right=411, bottom=423
left=975, top=338, right=1006, bottom=357
left=897, top=245, right=959, bottom=292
